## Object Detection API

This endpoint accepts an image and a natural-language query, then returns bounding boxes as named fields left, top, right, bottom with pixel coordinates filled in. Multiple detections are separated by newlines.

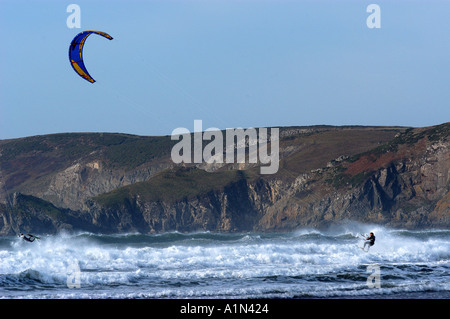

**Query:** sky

left=0, top=0, right=449, bottom=139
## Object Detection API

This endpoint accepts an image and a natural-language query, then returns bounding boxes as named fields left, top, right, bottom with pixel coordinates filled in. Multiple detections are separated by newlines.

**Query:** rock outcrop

left=0, top=124, right=448, bottom=235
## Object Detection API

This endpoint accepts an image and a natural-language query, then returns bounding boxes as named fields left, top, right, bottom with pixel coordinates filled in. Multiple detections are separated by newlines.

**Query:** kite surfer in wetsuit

left=363, top=232, right=375, bottom=251
left=18, top=233, right=39, bottom=242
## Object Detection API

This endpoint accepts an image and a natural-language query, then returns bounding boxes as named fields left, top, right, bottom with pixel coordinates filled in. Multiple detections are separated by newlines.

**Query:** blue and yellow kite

left=68, top=30, right=113, bottom=83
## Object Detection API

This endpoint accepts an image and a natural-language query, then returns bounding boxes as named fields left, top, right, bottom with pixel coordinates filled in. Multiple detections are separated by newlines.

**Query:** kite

left=68, top=30, right=113, bottom=83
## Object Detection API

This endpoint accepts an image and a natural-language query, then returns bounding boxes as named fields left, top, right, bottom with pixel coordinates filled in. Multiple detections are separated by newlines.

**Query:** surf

left=1, top=225, right=449, bottom=298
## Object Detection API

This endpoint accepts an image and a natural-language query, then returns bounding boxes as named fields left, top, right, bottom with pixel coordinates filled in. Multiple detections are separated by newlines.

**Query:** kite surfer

left=362, top=232, right=375, bottom=251
left=18, top=233, right=39, bottom=243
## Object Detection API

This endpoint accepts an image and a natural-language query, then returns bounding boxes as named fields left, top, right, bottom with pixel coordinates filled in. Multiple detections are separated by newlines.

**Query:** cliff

left=0, top=123, right=448, bottom=235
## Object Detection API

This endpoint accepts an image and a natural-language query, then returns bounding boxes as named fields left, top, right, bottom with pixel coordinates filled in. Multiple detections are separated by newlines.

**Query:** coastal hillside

left=0, top=123, right=448, bottom=235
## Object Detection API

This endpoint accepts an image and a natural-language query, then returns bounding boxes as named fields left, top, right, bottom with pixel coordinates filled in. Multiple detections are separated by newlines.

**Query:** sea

left=1, top=224, right=449, bottom=299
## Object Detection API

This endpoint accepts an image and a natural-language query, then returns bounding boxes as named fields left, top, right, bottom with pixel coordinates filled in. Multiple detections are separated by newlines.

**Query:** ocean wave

left=1, top=225, right=449, bottom=298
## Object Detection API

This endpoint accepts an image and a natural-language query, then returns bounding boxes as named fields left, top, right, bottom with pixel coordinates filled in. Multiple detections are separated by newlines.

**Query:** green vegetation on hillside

left=103, top=135, right=176, bottom=168
left=0, top=132, right=176, bottom=170
left=94, top=167, right=254, bottom=207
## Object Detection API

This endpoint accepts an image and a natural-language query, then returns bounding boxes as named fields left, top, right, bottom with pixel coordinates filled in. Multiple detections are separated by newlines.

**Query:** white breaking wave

left=1, top=224, right=449, bottom=298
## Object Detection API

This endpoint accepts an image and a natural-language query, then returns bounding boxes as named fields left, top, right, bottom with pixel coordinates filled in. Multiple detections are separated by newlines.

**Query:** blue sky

left=0, top=0, right=449, bottom=139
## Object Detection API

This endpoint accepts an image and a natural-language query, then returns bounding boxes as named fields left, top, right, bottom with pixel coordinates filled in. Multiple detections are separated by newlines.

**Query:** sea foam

left=1, top=225, right=449, bottom=298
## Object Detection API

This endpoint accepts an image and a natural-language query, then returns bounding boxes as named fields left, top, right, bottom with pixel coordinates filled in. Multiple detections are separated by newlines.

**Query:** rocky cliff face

left=85, top=177, right=276, bottom=234
left=39, top=160, right=173, bottom=211
left=262, top=125, right=450, bottom=230
left=0, top=124, right=448, bottom=235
